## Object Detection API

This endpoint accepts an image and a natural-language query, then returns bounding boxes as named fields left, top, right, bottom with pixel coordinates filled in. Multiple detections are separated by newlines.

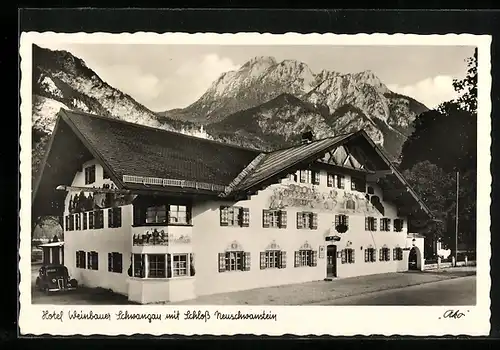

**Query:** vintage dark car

left=35, top=264, right=78, bottom=293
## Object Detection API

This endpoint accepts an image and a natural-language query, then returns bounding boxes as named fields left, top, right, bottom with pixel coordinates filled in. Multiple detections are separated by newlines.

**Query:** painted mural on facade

left=268, top=183, right=378, bottom=214
left=132, top=228, right=191, bottom=246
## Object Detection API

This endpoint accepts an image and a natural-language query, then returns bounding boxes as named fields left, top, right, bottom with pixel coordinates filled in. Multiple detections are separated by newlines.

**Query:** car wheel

left=69, top=279, right=78, bottom=289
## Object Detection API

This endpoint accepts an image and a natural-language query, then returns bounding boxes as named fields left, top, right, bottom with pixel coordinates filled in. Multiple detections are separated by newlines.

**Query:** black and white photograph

left=19, top=32, right=491, bottom=336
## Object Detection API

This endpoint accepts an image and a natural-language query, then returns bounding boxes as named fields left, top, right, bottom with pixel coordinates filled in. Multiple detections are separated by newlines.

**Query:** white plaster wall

left=192, top=169, right=411, bottom=297
left=128, top=277, right=195, bottom=304
left=63, top=159, right=132, bottom=296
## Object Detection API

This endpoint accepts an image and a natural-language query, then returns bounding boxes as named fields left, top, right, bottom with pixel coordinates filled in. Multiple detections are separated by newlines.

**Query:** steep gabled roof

left=33, top=109, right=433, bottom=220
left=62, top=109, right=260, bottom=186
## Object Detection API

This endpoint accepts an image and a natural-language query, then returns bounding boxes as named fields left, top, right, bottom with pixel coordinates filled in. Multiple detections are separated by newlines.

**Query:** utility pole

left=455, top=171, right=459, bottom=266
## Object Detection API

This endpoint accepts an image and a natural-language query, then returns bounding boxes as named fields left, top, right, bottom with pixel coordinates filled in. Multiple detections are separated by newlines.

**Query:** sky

left=34, top=42, right=475, bottom=112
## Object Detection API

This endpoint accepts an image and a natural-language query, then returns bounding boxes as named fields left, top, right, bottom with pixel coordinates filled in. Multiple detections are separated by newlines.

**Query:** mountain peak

left=351, top=69, right=390, bottom=94
left=242, top=56, right=277, bottom=68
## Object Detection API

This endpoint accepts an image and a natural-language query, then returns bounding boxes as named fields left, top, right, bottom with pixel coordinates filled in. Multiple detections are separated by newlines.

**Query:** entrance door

left=52, top=247, right=60, bottom=265
left=326, top=245, right=337, bottom=278
left=408, top=247, right=418, bottom=270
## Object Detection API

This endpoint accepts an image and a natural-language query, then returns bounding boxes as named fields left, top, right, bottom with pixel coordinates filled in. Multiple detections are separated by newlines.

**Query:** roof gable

left=233, top=133, right=357, bottom=192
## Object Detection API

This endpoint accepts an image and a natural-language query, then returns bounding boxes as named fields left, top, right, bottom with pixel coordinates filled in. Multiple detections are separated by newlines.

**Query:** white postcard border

left=19, top=32, right=492, bottom=336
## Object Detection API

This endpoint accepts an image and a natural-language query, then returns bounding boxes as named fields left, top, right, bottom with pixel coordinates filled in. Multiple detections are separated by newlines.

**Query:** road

left=313, top=275, right=476, bottom=305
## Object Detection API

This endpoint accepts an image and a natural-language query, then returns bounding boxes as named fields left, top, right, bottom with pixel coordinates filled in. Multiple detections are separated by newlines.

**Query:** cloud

left=170, top=54, right=240, bottom=106
left=93, top=64, right=164, bottom=105
left=387, top=75, right=460, bottom=109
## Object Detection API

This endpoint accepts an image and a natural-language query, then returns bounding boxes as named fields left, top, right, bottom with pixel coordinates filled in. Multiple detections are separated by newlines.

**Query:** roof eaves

left=32, top=112, right=64, bottom=203
left=358, top=129, right=434, bottom=219
left=59, top=109, right=125, bottom=189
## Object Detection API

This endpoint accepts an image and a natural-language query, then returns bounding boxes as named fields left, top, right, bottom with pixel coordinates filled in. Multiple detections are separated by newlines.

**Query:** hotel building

left=32, top=109, right=432, bottom=304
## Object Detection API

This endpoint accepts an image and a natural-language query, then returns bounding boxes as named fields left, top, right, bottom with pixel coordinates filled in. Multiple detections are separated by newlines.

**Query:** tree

left=452, top=47, right=477, bottom=114
left=399, top=49, right=478, bottom=256
left=400, top=48, right=477, bottom=172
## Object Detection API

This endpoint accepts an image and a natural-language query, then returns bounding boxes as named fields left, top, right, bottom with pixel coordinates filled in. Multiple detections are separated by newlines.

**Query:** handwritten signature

left=439, top=309, right=469, bottom=320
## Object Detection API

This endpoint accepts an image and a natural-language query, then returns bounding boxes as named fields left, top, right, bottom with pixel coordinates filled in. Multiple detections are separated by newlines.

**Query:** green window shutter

left=294, top=251, right=300, bottom=267
left=260, top=252, right=266, bottom=270
left=243, top=252, right=251, bottom=271
left=311, top=251, right=318, bottom=267
left=108, top=209, right=113, bottom=228
left=218, top=253, right=226, bottom=272
left=280, top=251, right=287, bottom=269
left=279, top=210, right=287, bottom=229
left=262, top=210, right=270, bottom=228
left=296, top=212, right=303, bottom=229
left=241, top=208, right=250, bottom=227
left=220, top=206, right=229, bottom=226
left=311, top=213, right=318, bottom=230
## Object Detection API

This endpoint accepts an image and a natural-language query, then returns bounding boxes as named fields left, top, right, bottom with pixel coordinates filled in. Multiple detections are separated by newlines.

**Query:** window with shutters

left=298, top=170, right=320, bottom=184
left=351, top=176, right=366, bottom=192
left=88, top=211, right=95, bottom=229
left=76, top=250, right=86, bottom=268
left=262, top=210, right=287, bottom=229
left=393, top=247, right=404, bottom=261
left=133, top=254, right=145, bottom=278
left=289, top=173, right=298, bottom=182
left=218, top=251, right=252, bottom=272
left=341, top=248, right=355, bottom=264
left=380, top=218, right=391, bottom=231
left=84, top=165, right=96, bottom=185
left=365, top=217, right=377, bottom=231
left=87, top=251, right=99, bottom=270
left=379, top=247, right=391, bottom=261
left=364, top=248, right=376, bottom=263
left=296, top=212, right=318, bottom=230
left=299, top=170, right=311, bottom=183
left=335, top=214, right=349, bottom=227
left=394, top=219, right=404, bottom=232
left=171, top=254, right=188, bottom=276
left=146, top=205, right=167, bottom=224
left=108, top=252, right=123, bottom=273
left=108, top=207, right=122, bottom=228
left=220, top=206, right=250, bottom=227
left=294, top=249, right=317, bottom=267
left=82, top=212, right=88, bottom=230
left=259, top=250, right=287, bottom=269
left=148, top=254, right=166, bottom=278
left=75, top=214, right=81, bottom=230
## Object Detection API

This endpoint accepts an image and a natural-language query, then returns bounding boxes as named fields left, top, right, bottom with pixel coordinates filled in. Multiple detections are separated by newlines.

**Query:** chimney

left=301, top=130, right=314, bottom=144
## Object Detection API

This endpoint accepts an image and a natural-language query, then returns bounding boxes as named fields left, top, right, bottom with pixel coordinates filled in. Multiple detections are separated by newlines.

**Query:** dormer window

left=84, top=165, right=96, bottom=185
